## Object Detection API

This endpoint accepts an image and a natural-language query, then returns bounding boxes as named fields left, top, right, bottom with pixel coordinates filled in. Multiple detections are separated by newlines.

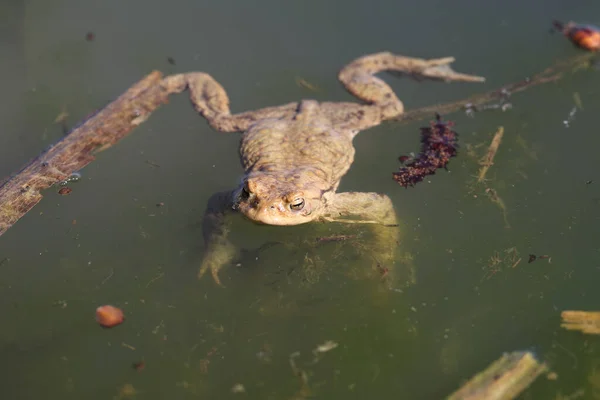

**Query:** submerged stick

left=0, top=71, right=171, bottom=237
left=447, top=351, right=547, bottom=400
left=561, top=310, right=600, bottom=334
left=399, top=52, right=596, bottom=124
left=478, top=126, right=505, bottom=183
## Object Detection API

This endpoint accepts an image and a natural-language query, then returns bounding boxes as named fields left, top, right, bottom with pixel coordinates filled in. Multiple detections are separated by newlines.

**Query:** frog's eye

left=290, top=198, right=305, bottom=211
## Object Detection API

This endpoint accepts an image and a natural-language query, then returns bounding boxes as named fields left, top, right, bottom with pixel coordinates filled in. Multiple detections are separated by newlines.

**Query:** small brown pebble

left=58, top=187, right=72, bottom=195
left=85, top=32, right=95, bottom=41
left=95, top=305, right=124, bottom=328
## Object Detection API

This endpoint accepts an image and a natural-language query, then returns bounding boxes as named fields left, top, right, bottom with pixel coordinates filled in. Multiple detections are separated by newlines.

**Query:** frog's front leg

left=321, top=192, right=414, bottom=287
left=197, top=190, right=239, bottom=287
left=161, top=73, right=299, bottom=132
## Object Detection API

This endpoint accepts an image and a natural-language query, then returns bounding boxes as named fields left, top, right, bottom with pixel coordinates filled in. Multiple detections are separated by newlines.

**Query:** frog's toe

left=422, top=61, right=486, bottom=83
left=198, top=261, right=226, bottom=287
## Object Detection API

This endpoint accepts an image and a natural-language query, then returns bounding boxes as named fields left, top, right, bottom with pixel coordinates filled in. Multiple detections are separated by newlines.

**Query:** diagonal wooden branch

left=0, top=52, right=595, bottom=238
left=0, top=71, right=172, bottom=236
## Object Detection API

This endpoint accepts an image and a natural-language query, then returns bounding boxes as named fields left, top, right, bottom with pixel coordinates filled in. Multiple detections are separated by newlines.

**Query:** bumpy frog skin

left=160, top=52, right=484, bottom=286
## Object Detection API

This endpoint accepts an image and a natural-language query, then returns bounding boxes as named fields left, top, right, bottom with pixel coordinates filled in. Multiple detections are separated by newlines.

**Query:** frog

left=160, top=52, right=485, bottom=286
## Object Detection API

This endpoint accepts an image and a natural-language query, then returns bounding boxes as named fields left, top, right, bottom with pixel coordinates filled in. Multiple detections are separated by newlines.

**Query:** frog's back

left=239, top=114, right=355, bottom=186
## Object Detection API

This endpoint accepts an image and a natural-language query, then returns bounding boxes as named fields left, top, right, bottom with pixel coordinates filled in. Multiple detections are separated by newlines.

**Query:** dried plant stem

left=561, top=310, right=600, bottom=335
left=478, top=126, right=504, bottom=183
left=447, top=351, right=547, bottom=400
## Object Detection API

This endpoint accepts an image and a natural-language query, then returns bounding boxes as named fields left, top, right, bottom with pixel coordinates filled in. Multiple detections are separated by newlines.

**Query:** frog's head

left=233, top=172, right=326, bottom=225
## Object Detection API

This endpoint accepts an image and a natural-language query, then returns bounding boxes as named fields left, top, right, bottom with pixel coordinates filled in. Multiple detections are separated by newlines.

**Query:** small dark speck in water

left=58, top=187, right=72, bottom=196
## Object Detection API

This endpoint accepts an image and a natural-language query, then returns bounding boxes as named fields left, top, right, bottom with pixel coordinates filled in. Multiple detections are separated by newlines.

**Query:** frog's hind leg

left=162, top=73, right=299, bottom=132
left=321, top=192, right=415, bottom=290
left=338, top=52, right=485, bottom=120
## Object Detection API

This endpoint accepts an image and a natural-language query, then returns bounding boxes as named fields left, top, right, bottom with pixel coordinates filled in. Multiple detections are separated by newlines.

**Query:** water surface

left=1, top=0, right=600, bottom=398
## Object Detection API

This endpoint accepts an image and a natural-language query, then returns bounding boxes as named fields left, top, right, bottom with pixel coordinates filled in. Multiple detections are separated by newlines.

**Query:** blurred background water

left=1, top=0, right=600, bottom=398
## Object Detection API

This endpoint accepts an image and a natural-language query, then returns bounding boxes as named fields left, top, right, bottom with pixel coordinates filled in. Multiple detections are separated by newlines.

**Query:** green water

left=2, top=0, right=600, bottom=399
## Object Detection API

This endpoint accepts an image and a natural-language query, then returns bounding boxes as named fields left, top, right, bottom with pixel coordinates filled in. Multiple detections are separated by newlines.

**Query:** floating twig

left=478, top=127, right=504, bottom=183
left=447, top=351, right=547, bottom=400
left=145, top=272, right=165, bottom=288
left=561, top=310, right=600, bottom=335
left=101, top=268, right=114, bottom=285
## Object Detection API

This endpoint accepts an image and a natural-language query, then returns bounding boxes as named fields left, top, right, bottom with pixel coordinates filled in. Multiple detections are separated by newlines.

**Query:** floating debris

left=295, top=77, right=321, bottom=92
left=553, top=20, right=600, bottom=51
left=485, top=188, right=510, bottom=229
left=115, top=383, right=136, bottom=399
left=561, top=311, right=600, bottom=334
left=167, top=57, right=176, bottom=65
left=312, top=340, right=338, bottom=355
left=478, top=126, right=504, bottom=183
left=54, top=110, right=69, bottom=124
left=398, top=155, right=414, bottom=164
left=447, top=351, right=547, bottom=400
left=95, top=305, right=124, bottom=328
left=85, top=32, right=95, bottom=42
left=57, top=187, right=72, bottom=196
left=528, top=254, right=551, bottom=264
left=393, top=114, right=458, bottom=188
left=231, top=383, right=246, bottom=394
left=315, top=234, right=357, bottom=243
left=563, top=106, right=578, bottom=128
left=132, top=361, right=145, bottom=371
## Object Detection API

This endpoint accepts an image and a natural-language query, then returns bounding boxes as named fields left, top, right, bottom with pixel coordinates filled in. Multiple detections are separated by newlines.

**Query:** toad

left=160, top=52, right=485, bottom=286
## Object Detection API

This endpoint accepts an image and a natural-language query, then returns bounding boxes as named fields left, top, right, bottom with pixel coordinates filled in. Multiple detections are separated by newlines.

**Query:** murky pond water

left=2, top=0, right=600, bottom=399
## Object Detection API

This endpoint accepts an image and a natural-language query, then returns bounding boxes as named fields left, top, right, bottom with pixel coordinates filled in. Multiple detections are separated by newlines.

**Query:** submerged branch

left=0, top=71, right=171, bottom=237
left=399, top=52, right=596, bottom=123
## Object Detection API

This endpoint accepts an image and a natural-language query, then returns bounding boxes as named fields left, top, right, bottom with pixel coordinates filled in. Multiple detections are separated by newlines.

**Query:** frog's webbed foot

left=338, top=52, right=485, bottom=121
left=161, top=73, right=299, bottom=133
left=198, top=236, right=239, bottom=287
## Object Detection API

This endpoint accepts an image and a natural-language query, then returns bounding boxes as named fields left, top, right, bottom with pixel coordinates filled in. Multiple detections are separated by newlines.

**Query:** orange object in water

left=95, top=305, right=124, bottom=328
left=553, top=20, right=600, bottom=51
